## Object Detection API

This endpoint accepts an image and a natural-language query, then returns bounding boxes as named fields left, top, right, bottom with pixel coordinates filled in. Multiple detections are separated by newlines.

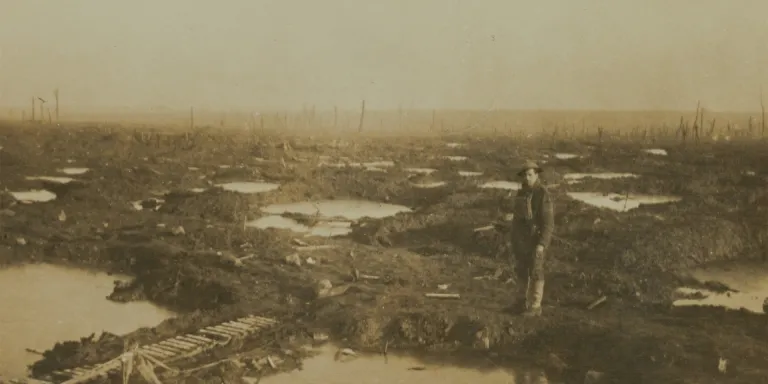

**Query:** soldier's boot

left=522, top=280, right=545, bottom=317
left=507, top=278, right=529, bottom=314
left=516, top=278, right=530, bottom=313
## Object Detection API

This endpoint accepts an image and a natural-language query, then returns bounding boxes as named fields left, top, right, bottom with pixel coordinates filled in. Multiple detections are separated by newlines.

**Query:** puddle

left=188, top=166, right=200, bottom=171
left=445, top=142, right=463, bottom=148
left=246, top=215, right=353, bottom=237
left=412, top=181, right=447, bottom=189
left=567, top=192, right=681, bottom=212
left=216, top=182, right=280, bottom=194
left=405, top=167, right=438, bottom=175
left=189, top=188, right=206, bottom=193
left=25, top=176, right=75, bottom=184
left=480, top=181, right=522, bottom=190
left=131, top=198, right=165, bottom=211
left=443, top=156, right=468, bottom=161
left=9, top=190, right=57, bottom=203
left=219, top=165, right=232, bottom=169
left=0, top=264, right=174, bottom=377
left=563, top=173, right=639, bottom=183
left=261, top=200, right=412, bottom=220
left=673, top=263, right=768, bottom=314
left=459, top=171, right=483, bottom=177
left=644, top=148, right=668, bottom=156
left=260, top=343, right=549, bottom=384
left=320, top=160, right=394, bottom=172
left=554, top=153, right=580, bottom=160
left=58, top=168, right=89, bottom=175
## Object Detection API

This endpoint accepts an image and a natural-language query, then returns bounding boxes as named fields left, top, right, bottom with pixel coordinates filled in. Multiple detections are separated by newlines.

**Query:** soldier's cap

left=517, top=160, right=543, bottom=177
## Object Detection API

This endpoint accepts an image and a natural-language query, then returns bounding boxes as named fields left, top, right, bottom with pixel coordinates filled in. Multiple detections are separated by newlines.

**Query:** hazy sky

left=1, top=0, right=767, bottom=111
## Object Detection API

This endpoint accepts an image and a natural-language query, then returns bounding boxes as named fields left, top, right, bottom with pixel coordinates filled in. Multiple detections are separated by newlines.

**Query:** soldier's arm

left=537, top=190, right=555, bottom=248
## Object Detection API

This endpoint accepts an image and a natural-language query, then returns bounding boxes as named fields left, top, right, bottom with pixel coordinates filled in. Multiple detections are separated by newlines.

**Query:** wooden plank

left=71, top=368, right=92, bottom=376
left=184, top=334, right=216, bottom=344
left=210, top=325, right=243, bottom=337
left=177, top=335, right=211, bottom=346
left=199, top=329, right=232, bottom=339
left=140, top=348, right=168, bottom=359
left=223, top=321, right=253, bottom=331
left=154, top=343, right=184, bottom=354
left=162, top=338, right=196, bottom=350
left=245, top=316, right=278, bottom=327
left=145, top=345, right=175, bottom=358
left=218, top=324, right=250, bottom=335
left=237, top=318, right=262, bottom=327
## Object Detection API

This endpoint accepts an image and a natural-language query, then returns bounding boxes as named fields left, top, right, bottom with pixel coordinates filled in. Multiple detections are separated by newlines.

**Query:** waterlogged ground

left=1, top=123, right=768, bottom=383
left=0, top=264, right=174, bottom=377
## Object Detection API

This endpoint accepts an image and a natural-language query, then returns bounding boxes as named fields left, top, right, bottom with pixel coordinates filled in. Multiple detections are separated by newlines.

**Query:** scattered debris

left=718, top=357, right=728, bottom=374
left=584, top=370, right=606, bottom=384
left=171, top=226, right=186, bottom=236
left=425, top=293, right=461, bottom=299
left=16, top=237, right=26, bottom=246
left=284, top=253, right=302, bottom=267
left=587, top=296, right=608, bottom=310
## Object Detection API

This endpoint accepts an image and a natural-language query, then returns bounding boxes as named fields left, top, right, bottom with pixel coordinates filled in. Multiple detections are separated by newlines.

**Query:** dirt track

left=2, top=122, right=768, bottom=383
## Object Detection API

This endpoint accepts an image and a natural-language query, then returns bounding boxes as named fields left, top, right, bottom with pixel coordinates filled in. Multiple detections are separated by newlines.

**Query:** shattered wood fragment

left=425, top=293, right=461, bottom=299
left=587, top=295, right=607, bottom=310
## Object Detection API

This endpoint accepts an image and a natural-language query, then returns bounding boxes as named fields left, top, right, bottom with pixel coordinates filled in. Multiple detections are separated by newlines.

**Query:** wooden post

left=357, top=100, right=366, bottom=133
left=761, top=89, right=766, bottom=137
left=54, top=88, right=59, bottom=122
left=31, top=97, right=35, bottom=121
left=430, top=109, right=436, bottom=131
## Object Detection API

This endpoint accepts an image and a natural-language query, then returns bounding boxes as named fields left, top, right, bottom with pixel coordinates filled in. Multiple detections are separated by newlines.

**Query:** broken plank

left=176, top=335, right=210, bottom=347
left=183, top=334, right=216, bottom=344
left=144, top=345, right=175, bottom=357
left=199, top=329, right=233, bottom=339
left=162, top=338, right=197, bottom=349
left=425, top=293, right=461, bottom=299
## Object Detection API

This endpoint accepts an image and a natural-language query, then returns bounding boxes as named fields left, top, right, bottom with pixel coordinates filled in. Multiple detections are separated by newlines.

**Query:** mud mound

left=105, top=240, right=238, bottom=310
left=612, top=216, right=755, bottom=274
left=160, top=189, right=251, bottom=222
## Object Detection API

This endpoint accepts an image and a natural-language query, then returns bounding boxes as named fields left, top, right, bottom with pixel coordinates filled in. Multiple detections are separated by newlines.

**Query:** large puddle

left=217, top=181, right=280, bottom=194
left=260, top=343, right=550, bottom=384
left=261, top=200, right=412, bottom=220
left=0, top=264, right=174, bottom=377
left=567, top=192, right=681, bottom=212
left=58, top=167, right=89, bottom=175
left=246, top=215, right=353, bottom=237
left=9, top=190, right=57, bottom=203
left=563, top=173, right=638, bottom=183
left=674, top=262, right=768, bottom=314
left=480, top=181, right=521, bottom=190
left=25, top=176, right=75, bottom=184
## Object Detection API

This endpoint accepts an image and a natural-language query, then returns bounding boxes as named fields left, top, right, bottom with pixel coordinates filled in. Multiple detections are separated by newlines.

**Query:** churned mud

left=1, top=122, right=768, bottom=383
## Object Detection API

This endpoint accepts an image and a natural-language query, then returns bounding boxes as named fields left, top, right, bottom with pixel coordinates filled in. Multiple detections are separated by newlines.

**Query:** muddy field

left=2, top=121, right=768, bottom=383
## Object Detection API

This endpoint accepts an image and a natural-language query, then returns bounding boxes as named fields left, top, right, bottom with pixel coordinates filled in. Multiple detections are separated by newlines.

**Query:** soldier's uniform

left=509, top=161, right=554, bottom=316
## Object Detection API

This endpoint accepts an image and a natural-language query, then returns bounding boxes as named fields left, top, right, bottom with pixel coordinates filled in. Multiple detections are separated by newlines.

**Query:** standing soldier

left=508, top=160, right=555, bottom=316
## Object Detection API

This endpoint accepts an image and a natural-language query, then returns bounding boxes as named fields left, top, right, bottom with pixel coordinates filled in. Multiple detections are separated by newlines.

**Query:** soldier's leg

left=523, top=245, right=546, bottom=316
left=512, top=239, right=532, bottom=311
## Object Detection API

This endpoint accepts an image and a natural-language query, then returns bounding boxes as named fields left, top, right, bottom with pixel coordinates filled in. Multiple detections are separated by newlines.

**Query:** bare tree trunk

left=357, top=100, right=366, bottom=133
left=54, top=88, right=60, bottom=122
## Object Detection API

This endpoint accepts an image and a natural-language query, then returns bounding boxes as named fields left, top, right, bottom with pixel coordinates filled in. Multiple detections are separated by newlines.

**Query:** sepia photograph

left=1, top=1, right=767, bottom=383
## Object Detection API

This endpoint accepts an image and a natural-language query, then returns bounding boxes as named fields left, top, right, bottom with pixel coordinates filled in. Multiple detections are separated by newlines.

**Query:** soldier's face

left=523, top=169, right=538, bottom=186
